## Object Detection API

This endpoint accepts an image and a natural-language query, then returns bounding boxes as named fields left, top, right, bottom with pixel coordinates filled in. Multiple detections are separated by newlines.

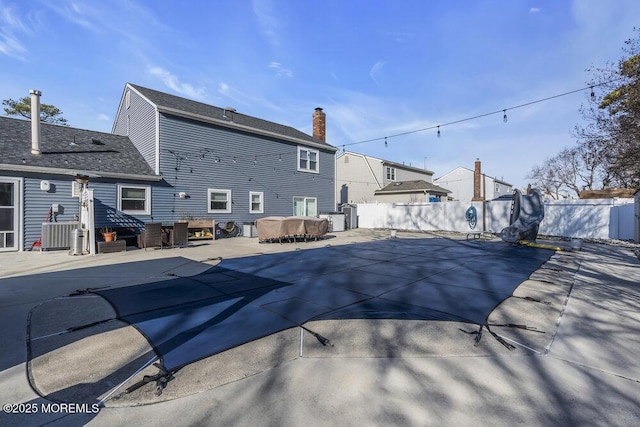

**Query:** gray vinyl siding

left=22, top=175, right=80, bottom=250
left=17, top=173, right=165, bottom=250
left=113, top=87, right=157, bottom=172
left=154, top=113, right=335, bottom=223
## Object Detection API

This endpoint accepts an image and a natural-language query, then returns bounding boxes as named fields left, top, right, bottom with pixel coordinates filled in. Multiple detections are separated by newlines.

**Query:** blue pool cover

left=94, top=238, right=553, bottom=371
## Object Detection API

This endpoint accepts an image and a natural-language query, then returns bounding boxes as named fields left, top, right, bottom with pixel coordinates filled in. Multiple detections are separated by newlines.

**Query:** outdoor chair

left=143, top=222, right=163, bottom=250
left=171, top=222, right=189, bottom=248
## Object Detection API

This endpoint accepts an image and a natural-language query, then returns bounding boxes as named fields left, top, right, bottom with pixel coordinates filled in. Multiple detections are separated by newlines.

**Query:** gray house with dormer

left=1, top=85, right=336, bottom=252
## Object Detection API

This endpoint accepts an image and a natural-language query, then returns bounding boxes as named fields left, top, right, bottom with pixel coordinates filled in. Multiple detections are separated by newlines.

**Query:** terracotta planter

left=103, top=232, right=116, bottom=242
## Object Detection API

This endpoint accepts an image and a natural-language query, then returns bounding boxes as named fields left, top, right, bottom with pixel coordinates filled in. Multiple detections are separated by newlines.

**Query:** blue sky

left=1, top=0, right=638, bottom=189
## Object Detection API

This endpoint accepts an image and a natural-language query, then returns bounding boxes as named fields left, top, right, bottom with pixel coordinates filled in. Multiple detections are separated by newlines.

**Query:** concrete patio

left=0, top=229, right=639, bottom=426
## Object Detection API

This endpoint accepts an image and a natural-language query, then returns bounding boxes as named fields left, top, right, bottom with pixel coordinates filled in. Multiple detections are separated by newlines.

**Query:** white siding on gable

left=435, top=167, right=513, bottom=202
left=336, top=153, right=383, bottom=204
left=435, top=168, right=474, bottom=202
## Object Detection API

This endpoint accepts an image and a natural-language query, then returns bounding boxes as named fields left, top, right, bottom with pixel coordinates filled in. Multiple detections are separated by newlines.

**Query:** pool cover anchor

left=300, top=325, right=334, bottom=347
left=125, top=363, right=175, bottom=396
left=459, top=324, right=521, bottom=351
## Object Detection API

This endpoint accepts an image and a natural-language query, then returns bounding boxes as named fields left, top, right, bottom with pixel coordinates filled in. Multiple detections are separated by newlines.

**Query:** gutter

left=0, top=164, right=163, bottom=182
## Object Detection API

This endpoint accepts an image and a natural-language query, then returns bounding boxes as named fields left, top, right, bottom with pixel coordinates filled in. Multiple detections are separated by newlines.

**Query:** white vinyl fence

left=355, top=198, right=636, bottom=241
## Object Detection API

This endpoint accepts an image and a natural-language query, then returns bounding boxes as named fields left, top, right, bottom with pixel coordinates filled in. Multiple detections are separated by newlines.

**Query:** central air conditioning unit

left=41, top=222, right=80, bottom=251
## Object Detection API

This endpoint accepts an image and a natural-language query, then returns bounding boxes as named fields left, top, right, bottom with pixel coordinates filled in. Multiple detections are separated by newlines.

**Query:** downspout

left=482, top=173, right=487, bottom=232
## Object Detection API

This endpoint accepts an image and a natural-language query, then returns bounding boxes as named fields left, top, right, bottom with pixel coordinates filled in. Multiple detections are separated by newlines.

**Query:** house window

left=293, top=196, right=317, bottom=217
left=495, top=184, right=500, bottom=193
left=208, top=189, right=231, bottom=213
left=72, top=181, right=82, bottom=198
left=118, top=185, right=150, bottom=214
left=386, top=166, right=396, bottom=181
left=249, top=191, right=264, bottom=213
left=125, top=90, right=131, bottom=109
left=298, top=147, right=319, bottom=173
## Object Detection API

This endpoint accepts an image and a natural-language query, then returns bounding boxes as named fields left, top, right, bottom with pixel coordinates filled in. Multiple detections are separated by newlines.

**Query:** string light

left=162, top=80, right=622, bottom=172
left=341, top=78, right=623, bottom=150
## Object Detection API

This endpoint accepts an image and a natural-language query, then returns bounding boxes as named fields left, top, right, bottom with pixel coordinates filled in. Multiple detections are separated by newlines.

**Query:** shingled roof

left=375, top=180, right=451, bottom=196
left=0, top=116, right=158, bottom=180
left=128, top=83, right=336, bottom=151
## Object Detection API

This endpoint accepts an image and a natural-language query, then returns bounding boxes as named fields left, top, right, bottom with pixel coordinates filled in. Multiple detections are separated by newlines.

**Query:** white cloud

left=149, top=67, right=205, bottom=99
left=529, top=7, right=541, bottom=13
left=218, top=81, right=283, bottom=112
left=252, top=0, right=280, bottom=47
left=0, top=5, right=27, bottom=59
left=96, top=113, right=110, bottom=121
left=268, top=61, right=293, bottom=78
left=369, top=61, right=385, bottom=86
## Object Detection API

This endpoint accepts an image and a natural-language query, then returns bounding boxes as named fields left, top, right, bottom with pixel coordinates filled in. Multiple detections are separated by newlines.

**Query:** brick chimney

left=472, top=158, right=484, bottom=201
left=30, top=89, right=42, bottom=156
left=312, top=107, right=326, bottom=142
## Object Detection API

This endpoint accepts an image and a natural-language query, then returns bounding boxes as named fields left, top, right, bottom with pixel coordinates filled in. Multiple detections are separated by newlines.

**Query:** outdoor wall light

left=178, top=192, right=189, bottom=199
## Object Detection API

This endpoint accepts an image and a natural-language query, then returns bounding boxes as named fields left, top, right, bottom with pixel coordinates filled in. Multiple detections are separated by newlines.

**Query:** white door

left=0, top=178, right=21, bottom=251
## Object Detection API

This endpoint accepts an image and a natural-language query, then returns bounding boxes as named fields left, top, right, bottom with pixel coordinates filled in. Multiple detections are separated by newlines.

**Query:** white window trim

left=117, top=184, right=151, bottom=215
left=208, top=188, right=232, bottom=213
left=297, top=146, right=320, bottom=174
left=293, top=196, right=317, bottom=217
left=386, top=166, right=396, bottom=181
left=72, top=181, right=82, bottom=198
left=249, top=191, right=264, bottom=214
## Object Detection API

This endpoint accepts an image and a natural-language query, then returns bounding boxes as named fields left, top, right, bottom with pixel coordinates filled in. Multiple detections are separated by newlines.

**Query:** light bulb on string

left=384, top=137, right=388, bottom=147
left=437, top=126, right=441, bottom=138
left=590, top=86, right=595, bottom=101
left=503, top=110, right=508, bottom=123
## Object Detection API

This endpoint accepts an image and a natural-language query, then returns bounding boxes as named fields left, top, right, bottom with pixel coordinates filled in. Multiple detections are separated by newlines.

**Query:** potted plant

left=100, top=227, right=117, bottom=242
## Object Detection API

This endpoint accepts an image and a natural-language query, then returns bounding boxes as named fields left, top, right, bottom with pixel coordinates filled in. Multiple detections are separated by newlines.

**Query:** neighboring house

left=112, top=83, right=337, bottom=225
left=374, top=180, right=451, bottom=203
left=1, top=85, right=336, bottom=252
left=336, top=150, right=449, bottom=203
left=0, top=110, right=159, bottom=252
left=434, top=159, right=513, bottom=203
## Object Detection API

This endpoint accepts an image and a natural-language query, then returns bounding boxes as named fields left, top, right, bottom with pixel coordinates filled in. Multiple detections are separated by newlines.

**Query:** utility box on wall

left=243, top=222, right=258, bottom=238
